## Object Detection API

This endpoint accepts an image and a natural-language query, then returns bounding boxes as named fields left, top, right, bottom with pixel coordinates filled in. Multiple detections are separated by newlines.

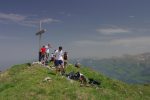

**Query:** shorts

left=54, top=60, right=63, bottom=67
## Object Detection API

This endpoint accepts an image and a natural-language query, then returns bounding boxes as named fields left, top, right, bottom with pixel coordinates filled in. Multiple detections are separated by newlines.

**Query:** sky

left=1, top=0, right=150, bottom=70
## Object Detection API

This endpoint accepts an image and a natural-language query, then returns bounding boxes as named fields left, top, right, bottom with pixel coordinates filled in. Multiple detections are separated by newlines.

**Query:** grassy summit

left=0, top=63, right=150, bottom=100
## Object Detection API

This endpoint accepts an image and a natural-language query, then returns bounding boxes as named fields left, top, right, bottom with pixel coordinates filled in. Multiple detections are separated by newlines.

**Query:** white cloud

left=0, top=12, right=60, bottom=27
left=59, top=12, right=65, bottom=15
left=67, top=14, right=71, bottom=17
left=0, top=13, right=26, bottom=22
left=74, top=37, right=150, bottom=48
left=129, top=16, right=135, bottom=18
left=59, top=11, right=71, bottom=17
left=41, top=18, right=60, bottom=23
left=72, top=36, right=150, bottom=58
left=97, top=28, right=130, bottom=35
left=0, top=35, right=21, bottom=40
left=19, top=18, right=60, bottom=27
left=74, top=40, right=100, bottom=46
left=109, top=37, right=150, bottom=47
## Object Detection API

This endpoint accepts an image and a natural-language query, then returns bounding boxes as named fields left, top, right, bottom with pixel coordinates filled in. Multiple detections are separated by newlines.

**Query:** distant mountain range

left=70, top=53, right=150, bottom=84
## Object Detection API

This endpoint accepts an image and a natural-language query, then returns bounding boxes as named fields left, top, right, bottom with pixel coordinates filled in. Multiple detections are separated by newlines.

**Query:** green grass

left=0, top=63, right=150, bottom=100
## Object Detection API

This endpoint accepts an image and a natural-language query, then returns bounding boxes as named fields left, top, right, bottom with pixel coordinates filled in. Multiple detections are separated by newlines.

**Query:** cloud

left=59, top=11, right=71, bottom=17
left=0, top=35, right=21, bottom=40
left=0, top=13, right=26, bottom=22
left=0, top=12, right=60, bottom=27
left=74, top=40, right=100, bottom=46
left=74, top=36, right=150, bottom=48
left=129, top=16, right=135, bottom=18
left=72, top=36, right=150, bottom=58
left=97, top=27, right=130, bottom=35
left=109, top=37, right=150, bottom=47
left=19, top=18, right=60, bottom=27
left=41, top=18, right=60, bottom=23
left=67, top=14, right=71, bottom=17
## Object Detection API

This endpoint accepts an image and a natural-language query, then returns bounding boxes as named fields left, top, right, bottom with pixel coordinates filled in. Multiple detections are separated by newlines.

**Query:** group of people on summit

left=37, top=44, right=100, bottom=86
left=39, top=44, right=68, bottom=75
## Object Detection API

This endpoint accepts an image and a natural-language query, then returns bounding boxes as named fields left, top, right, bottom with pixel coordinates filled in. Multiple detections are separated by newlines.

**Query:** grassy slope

left=0, top=63, right=150, bottom=100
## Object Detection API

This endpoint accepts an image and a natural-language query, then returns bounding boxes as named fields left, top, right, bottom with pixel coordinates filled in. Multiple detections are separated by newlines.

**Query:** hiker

left=54, top=46, right=64, bottom=75
left=50, top=53, right=55, bottom=62
left=40, top=45, right=46, bottom=64
left=45, top=44, right=51, bottom=60
left=64, top=51, right=68, bottom=68
left=49, top=52, right=55, bottom=67
left=79, top=73, right=87, bottom=86
left=66, top=71, right=80, bottom=80
left=66, top=71, right=87, bottom=86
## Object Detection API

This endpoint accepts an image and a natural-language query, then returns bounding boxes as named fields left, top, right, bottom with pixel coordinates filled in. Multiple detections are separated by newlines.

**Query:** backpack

left=88, top=78, right=101, bottom=85
left=64, top=52, right=68, bottom=60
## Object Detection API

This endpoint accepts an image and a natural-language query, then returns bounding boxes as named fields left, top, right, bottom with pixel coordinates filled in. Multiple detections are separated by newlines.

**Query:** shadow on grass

left=47, top=71, right=56, bottom=76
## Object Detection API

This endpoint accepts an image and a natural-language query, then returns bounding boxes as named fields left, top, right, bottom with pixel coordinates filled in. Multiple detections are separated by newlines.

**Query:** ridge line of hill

left=0, top=63, right=150, bottom=100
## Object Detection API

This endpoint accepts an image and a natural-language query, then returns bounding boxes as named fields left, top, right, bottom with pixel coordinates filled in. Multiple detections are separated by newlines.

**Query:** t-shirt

left=45, top=45, right=50, bottom=53
left=50, top=53, right=54, bottom=58
left=54, top=50, right=63, bottom=61
left=41, top=47, right=46, bottom=54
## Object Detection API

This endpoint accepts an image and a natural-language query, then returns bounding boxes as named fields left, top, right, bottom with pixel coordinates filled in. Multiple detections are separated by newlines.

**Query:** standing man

left=45, top=44, right=51, bottom=60
left=40, top=45, right=46, bottom=63
left=54, top=46, right=64, bottom=75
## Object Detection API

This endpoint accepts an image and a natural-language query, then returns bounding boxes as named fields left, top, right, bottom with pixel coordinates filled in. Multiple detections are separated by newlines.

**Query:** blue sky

left=1, top=0, right=150, bottom=70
